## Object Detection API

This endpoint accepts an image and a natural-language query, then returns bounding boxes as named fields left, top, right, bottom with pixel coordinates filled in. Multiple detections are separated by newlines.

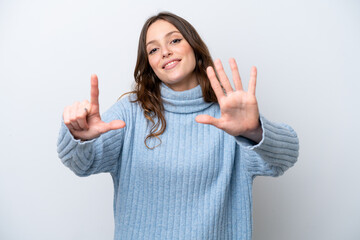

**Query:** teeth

left=165, top=61, right=177, bottom=68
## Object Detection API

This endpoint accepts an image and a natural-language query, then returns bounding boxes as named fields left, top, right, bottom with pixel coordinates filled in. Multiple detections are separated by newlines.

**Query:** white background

left=1, top=0, right=359, bottom=239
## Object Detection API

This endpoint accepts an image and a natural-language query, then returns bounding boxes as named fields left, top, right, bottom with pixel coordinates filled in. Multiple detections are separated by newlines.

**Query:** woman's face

left=146, top=20, right=197, bottom=91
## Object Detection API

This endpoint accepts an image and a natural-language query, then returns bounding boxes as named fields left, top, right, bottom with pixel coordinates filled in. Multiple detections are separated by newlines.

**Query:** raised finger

left=214, top=59, right=233, bottom=94
left=248, top=66, right=257, bottom=95
left=90, top=74, right=99, bottom=106
left=207, top=66, right=225, bottom=99
left=229, top=58, right=243, bottom=91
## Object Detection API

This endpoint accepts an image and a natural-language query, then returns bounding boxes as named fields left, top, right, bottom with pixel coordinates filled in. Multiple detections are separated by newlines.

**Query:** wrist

left=240, top=120, right=263, bottom=144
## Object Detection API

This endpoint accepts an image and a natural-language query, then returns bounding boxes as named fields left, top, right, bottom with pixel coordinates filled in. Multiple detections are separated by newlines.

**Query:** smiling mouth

left=162, top=59, right=181, bottom=69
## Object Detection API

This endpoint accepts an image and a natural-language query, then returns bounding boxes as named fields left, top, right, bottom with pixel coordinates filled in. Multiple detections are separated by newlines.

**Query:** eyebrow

left=146, top=31, right=181, bottom=47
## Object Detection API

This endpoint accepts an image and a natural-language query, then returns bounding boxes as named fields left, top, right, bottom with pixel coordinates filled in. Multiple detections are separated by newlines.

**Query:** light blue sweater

left=57, top=83, right=299, bottom=240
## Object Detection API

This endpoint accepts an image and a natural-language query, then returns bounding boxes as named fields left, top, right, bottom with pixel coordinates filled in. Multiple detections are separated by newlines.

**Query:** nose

left=162, top=46, right=172, bottom=58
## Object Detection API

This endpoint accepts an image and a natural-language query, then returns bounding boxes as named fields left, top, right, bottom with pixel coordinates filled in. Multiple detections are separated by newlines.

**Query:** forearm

left=57, top=108, right=125, bottom=176
left=235, top=115, right=299, bottom=177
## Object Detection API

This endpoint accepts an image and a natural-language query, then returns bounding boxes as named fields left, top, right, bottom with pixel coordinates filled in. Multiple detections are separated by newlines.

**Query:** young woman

left=58, top=12, right=299, bottom=240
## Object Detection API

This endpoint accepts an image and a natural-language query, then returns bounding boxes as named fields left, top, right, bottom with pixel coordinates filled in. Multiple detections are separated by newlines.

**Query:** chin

left=162, top=79, right=183, bottom=87
left=161, top=74, right=185, bottom=85
left=156, top=69, right=196, bottom=90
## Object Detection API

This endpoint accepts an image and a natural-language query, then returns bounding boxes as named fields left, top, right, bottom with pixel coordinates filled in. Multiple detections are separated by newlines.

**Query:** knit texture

left=57, top=83, right=299, bottom=240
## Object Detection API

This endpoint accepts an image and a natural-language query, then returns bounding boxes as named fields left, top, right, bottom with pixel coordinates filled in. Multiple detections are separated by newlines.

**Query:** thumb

left=195, top=115, right=221, bottom=128
left=108, top=120, right=126, bottom=130
left=98, top=120, right=126, bottom=134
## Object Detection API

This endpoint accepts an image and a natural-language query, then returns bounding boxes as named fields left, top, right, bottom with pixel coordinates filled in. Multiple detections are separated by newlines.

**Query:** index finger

left=90, top=74, right=99, bottom=105
left=206, top=66, right=225, bottom=99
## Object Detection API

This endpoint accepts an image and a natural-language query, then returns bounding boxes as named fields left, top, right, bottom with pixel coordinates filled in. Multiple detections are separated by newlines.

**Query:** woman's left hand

left=196, top=58, right=263, bottom=143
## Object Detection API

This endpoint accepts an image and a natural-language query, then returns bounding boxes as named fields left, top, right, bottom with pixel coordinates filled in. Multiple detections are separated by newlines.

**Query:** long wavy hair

left=131, top=12, right=217, bottom=149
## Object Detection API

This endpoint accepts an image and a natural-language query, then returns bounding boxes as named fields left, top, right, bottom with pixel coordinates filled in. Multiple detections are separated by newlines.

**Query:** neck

left=164, top=73, right=199, bottom=91
left=160, top=83, right=214, bottom=113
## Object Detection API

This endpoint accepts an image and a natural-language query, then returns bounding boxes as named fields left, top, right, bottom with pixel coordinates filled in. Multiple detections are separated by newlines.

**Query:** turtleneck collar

left=160, top=83, right=214, bottom=114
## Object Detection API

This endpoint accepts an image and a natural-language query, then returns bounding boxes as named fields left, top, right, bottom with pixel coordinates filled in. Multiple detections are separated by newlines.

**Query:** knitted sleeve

left=56, top=101, right=127, bottom=177
left=235, top=115, right=299, bottom=177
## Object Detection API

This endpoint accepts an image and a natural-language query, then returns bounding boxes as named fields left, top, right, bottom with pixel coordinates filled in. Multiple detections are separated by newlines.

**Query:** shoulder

left=102, top=92, right=142, bottom=122
left=116, top=92, right=138, bottom=109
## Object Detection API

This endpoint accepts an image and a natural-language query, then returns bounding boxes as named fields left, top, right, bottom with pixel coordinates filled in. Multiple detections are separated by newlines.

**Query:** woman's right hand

left=63, top=74, right=126, bottom=141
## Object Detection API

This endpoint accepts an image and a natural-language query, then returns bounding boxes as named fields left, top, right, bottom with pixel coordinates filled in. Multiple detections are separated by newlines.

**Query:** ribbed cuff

left=235, top=115, right=299, bottom=176
left=234, top=116, right=266, bottom=149
left=56, top=121, right=97, bottom=174
left=57, top=121, right=96, bottom=156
